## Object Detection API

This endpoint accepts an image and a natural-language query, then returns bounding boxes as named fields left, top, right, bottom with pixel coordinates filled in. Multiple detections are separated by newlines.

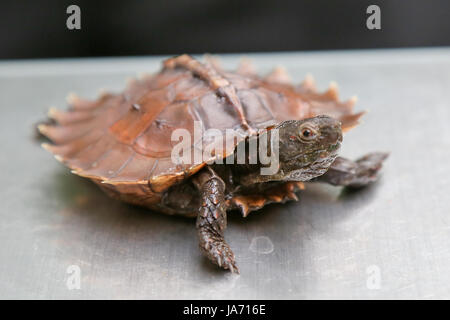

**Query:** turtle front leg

left=193, top=167, right=239, bottom=273
left=318, top=152, right=389, bottom=188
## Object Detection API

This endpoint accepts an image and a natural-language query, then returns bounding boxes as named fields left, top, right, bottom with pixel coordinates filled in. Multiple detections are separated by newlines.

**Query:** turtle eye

left=299, top=125, right=318, bottom=142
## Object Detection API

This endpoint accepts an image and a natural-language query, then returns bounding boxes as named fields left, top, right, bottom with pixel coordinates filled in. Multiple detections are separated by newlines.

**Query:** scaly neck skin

left=228, top=136, right=317, bottom=187
left=230, top=135, right=340, bottom=187
left=236, top=159, right=335, bottom=187
left=238, top=171, right=284, bottom=186
left=227, top=129, right=283, bottom=186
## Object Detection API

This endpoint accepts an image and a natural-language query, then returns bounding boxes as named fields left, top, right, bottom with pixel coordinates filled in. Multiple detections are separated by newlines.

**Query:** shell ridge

left=164, top=54, right=253, bottom=133
left=41, top=56, right=364, bottom=196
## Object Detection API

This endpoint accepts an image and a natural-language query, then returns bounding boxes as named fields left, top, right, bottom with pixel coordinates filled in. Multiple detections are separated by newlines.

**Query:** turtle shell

left=40, top=54, right=362, bottom=209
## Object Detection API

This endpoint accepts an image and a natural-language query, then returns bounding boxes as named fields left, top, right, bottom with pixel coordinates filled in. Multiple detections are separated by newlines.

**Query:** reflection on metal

left=1, top=49, right=450, bottom=298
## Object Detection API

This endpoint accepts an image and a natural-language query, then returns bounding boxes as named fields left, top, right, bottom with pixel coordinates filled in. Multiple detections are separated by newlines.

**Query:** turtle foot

left=320, top=152, right=389, bottom=188
left=198, top=230, right=239, bottom=274
left=230, top=181, right=305, bottom=217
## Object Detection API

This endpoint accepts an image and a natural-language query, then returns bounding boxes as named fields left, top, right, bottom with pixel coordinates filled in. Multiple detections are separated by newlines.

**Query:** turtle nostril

left=327, top=130, right=342, bottom=144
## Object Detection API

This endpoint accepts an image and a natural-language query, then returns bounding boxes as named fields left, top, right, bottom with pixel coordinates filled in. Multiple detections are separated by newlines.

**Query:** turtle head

left=275, top=115, right=343, bottom=181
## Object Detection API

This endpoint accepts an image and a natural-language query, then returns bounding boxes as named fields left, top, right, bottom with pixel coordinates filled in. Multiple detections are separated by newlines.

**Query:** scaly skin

left=194, top=169, right=239, bottom=273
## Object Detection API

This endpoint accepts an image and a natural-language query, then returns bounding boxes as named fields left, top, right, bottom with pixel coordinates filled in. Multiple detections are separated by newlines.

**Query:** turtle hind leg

left=230, top=181, right=305, bottom=217
left=318, top=152, right=389, bottom=188
left=193, top=168, right=239, bottom=273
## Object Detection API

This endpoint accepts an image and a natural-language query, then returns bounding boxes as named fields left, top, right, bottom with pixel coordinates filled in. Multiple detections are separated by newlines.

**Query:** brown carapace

left=39, top=54, right=387, bottom=273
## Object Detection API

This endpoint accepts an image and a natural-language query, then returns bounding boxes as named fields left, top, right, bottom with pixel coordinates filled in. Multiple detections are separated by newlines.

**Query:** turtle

left=38, top=54, right=388, bottom=273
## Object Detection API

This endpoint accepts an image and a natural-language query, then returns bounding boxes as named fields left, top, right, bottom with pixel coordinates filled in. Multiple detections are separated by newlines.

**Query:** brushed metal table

left=1, top=48, right=450, bottom=299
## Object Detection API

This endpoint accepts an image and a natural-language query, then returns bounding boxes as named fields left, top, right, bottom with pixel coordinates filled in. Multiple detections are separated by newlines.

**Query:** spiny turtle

left=39, top=54, right=387, bottom=273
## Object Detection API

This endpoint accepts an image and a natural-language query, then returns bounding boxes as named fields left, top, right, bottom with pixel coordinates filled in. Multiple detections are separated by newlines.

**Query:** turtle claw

left=215, top=246, right=239, bottom=274
left=199, top=235, right=239, bottom=273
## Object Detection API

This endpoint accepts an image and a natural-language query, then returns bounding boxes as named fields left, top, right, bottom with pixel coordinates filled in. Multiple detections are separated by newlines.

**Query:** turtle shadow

left=42, top=169, right=249, bottom=282
left=300, top=180, right=384, bottom=225
left=229, top=179, right=383, bottom=234
left=40, top=168, right=384, bottom=286
left=39, top=169, right=199, bottom=266
left=220, top=179, right=384, bottom=286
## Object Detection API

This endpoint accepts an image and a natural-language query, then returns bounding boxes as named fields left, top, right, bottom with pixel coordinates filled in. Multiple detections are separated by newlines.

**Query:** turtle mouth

left=283, top=142, right=340, bottom=181
left=300, top=151, right=339, bottom=179
left=327, top=141, right=341, bottom=156
left=303, top=141, right=341, bottom=171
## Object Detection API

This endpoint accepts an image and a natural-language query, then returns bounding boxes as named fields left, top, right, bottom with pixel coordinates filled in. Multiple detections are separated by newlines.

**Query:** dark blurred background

left=0, top=0, right=449, bottom=60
